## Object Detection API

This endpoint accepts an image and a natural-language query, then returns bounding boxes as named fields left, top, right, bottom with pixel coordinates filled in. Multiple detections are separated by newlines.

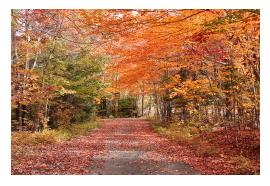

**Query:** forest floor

left=11, top=118, right=259, bottom=175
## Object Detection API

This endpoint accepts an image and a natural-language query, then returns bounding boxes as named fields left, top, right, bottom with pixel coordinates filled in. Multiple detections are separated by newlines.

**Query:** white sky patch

left=131, top=10, right=139, bottom=17
left=115, top=13, right=124, bottom=19
left=168, top=11, right=178, bottom=16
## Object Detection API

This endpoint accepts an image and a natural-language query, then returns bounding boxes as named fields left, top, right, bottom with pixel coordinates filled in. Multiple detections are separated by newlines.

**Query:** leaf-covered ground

left=12, top=118, right=259, bottom=175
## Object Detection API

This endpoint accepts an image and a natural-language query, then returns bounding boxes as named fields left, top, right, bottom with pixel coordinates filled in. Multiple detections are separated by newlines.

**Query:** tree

left=12, top=9, right=260, bottom=131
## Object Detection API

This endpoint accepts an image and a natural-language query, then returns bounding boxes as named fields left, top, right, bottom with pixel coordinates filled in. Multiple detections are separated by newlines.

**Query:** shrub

left=12, top=121, right=100, bottom=146
left=12, top=130, right=57, bottom=146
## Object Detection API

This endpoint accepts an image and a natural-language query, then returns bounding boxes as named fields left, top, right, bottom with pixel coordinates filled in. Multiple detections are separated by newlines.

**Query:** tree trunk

left=18, top=103, right=23, bottom=131
left=43, top=98, right=49, bottom=129
left=141, top=93, right=144, bottom=116
left=148, top=95, right=152, bottom=116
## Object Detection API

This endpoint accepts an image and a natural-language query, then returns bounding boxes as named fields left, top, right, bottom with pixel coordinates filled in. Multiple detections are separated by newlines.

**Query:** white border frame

left=1, top=1, right=269, bottom=186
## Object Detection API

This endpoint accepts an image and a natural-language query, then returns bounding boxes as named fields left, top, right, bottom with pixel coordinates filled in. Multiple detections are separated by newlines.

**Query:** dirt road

left=88, top=118, right=199, bottom=174
left=12, top=118, right=199, bottom=175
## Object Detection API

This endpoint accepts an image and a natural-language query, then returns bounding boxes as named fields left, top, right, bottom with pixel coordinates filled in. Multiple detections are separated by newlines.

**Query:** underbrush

left=152, top=123, right=219, bottom=156
left=151, top=120, right=260, bottom=174
left=152, top=123, right=198, bottom=143
left=12, top=121, right=100, bottom=146
left=231, top=155, right=258, bottom=174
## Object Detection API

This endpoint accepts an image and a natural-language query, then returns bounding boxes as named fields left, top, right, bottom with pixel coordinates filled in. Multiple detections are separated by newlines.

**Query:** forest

left=11, top=9, right=260, bottom=175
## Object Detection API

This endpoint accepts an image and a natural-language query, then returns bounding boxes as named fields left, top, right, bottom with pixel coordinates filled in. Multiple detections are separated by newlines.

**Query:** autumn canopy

left=11, top=9, right=259, bottom=130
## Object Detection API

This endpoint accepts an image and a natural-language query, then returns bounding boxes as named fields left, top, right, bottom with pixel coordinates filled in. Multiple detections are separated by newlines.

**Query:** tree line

left=11, top=9, right=260, bottom=131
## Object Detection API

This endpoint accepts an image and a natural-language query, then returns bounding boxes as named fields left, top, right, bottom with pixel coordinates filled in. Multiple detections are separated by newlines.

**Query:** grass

left=152, top=122, right=197, bottom=143
left=12, top=121, right=100, bottom=146
left=152, top=121, right=221, bottom=157
left=231, top=155, right=258, bottom=174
